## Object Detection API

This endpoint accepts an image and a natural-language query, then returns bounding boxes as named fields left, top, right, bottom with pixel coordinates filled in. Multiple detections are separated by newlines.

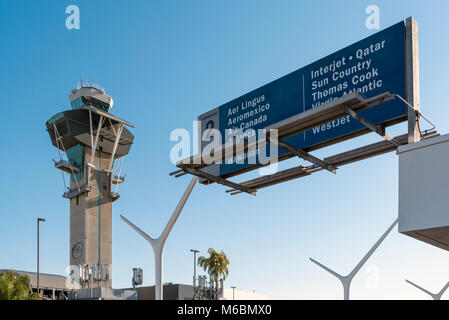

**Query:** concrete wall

left=131, top=284, right=194, bottom=300
left=75, top=287, right=137, bottom=300
left=221, top=288, right=269, bottom=300
left=398, top=134, right=449, bottom=251
left=129, top=284, right=267, bottom=300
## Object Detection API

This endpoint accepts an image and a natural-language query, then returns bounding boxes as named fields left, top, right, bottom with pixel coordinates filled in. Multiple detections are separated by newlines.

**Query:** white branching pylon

left=310, top=218, right=398, bottom=300
left=405, top=279, right=449, bottom=300
left=121, top=176, right=198, bottom=300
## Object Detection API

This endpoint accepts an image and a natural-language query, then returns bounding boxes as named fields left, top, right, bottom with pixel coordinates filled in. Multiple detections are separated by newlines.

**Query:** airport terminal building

left=0, top=269, right=267, bottom=300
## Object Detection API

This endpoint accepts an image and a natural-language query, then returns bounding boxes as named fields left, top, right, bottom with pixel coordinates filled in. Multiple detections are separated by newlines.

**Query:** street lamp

left=37, top=218, right=46, bottom=296
left=190, top=249, right=199, bottom=299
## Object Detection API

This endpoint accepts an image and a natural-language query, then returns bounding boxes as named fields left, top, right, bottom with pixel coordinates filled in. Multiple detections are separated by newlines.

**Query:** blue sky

left=1, top=0, right=449, bottom=299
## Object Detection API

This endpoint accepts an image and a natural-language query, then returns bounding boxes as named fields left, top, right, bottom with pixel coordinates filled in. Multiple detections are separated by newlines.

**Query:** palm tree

left=198, top=248, right=229, bottom=300
left=0, top=271, right=41, bottom=300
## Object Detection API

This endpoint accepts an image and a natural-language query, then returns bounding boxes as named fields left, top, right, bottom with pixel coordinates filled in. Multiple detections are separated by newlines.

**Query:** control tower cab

left=46, top=82, right=134, bottom=289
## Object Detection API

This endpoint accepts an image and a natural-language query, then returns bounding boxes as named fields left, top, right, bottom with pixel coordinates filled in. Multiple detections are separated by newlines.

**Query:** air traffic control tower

left=46, top=82, right=134, bottom=290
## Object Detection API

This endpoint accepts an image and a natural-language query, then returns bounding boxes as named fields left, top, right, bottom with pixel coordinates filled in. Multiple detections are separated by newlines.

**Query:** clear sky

left=1, top=0, right=449, bottom=300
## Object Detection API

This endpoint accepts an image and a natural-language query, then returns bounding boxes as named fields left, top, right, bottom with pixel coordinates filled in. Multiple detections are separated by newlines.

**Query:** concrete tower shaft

left=70, top=148, right=115, bottom=288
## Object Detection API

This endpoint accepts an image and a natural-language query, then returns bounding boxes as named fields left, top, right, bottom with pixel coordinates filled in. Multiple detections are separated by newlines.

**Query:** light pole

left=190, top=249, right=199, bottom=299
left=191, top=249, right=199, bottom=286
left=37, top=218, right=46, bottom=296
left=231, top=286, right=236, bottom=300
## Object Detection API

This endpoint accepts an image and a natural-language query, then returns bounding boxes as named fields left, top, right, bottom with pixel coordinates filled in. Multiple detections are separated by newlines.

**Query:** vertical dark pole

left=193, top=251, right=197, bottom=286
left=97, top=149, right=101, bottom=288
left=37, top=218, right=39, bottom=295
left=37, top=218, right=45, bottom=297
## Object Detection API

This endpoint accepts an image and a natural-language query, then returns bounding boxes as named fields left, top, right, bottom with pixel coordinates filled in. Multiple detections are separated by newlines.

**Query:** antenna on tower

left=77, top=74, right=85, bottom=89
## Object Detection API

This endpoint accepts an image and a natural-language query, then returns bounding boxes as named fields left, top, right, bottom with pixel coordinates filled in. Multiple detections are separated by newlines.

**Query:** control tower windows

left=82, top=97, right=110, bottom=112
left=90, top=98, right=110, bottom=112
left=71, top=96, right=111, bottom=112
left=71, top=97, right=83, bottom=109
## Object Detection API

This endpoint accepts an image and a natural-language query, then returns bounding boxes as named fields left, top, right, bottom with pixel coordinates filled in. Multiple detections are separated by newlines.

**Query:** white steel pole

left=121, top=176, right=198, bottom=300
left=190, top=250, right=199, bottom=287
left=310, top=218, right=398, bottom=300
left=405, top=279, right=449, bottom=300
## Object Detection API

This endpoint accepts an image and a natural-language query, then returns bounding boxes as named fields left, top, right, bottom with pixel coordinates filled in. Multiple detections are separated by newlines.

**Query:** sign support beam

left=184, top=167, right=256, bottom=196
left=406, top=17, right=421, bottom=143
left=225, top=131, right=437, bottom=195
left=344, top=106, right=401, bottom=147
left=276, top=140, right=337, bottom=174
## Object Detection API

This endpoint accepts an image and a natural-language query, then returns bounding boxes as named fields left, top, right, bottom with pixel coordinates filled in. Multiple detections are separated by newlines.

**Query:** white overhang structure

left=82, top=105, right=134, bottom=187
left=398, top=134, right=449, bottom=251
left=80, top=105, right=135, bottom=128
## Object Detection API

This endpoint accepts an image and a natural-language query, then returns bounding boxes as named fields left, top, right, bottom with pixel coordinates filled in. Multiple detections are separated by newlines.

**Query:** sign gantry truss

left=170, top=92, right=437, bottom=196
